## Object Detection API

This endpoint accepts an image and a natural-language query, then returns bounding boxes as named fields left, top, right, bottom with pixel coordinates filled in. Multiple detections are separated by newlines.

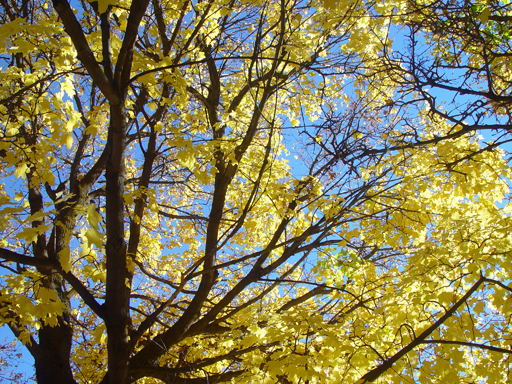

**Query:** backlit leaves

left=0, top=0, right=511, bottom=383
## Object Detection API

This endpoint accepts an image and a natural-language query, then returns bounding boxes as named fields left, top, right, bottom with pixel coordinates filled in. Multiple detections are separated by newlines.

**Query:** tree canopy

left=0, top=0, right=511, bottom=383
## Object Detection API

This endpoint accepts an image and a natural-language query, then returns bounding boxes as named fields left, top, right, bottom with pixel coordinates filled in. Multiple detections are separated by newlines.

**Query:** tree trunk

left=105, top=102, right=130, bottom=383
left=35, top=320, right=76, bottom=384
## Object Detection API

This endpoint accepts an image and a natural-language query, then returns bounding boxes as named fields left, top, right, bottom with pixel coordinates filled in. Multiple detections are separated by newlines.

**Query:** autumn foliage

left=0, top=0, right=511, bottom=383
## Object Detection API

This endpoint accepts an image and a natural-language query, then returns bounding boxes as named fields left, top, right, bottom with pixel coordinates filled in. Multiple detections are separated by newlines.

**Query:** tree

left=366, top=0, right=512, bottom=154
left=347, top=0, right=512, bottom=381
left=0, top=338, right=32, bottom=383
left=0, top=0, right=511, bottom=383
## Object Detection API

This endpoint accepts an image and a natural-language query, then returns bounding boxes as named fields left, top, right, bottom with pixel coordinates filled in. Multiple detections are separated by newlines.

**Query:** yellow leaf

left=92, top=0, right=117, bottom=14
left=177, top=150, right=196, bottom=169
left=16, top=224, right=50, bottom=243
left=59, top=247, right=71, bottom=273
left=15, top=162, right=28, bottom=179
left=479, top=7, right=490, bottom=23
left=85, top=228, right=103, bottom=249
left=65, top=134, right=73, bottom=150
left=323, top=0, right=337, bottom=9
left=87, top=204, right=102, bottom=230
left=92, top=323, right=107, bottom=345
left=26, top=211, right=49, bottom=223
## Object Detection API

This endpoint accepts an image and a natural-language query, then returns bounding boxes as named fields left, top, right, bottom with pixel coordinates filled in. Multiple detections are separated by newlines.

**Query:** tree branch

left=52, top=0, right=118, bottom=103
left=0, top=248, right=105, bottom=319
left=421, top=339, right=512, bottom=355
left=359, top=276, right=485, bottom=383
left=114, top=0, right=151, bottom=89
